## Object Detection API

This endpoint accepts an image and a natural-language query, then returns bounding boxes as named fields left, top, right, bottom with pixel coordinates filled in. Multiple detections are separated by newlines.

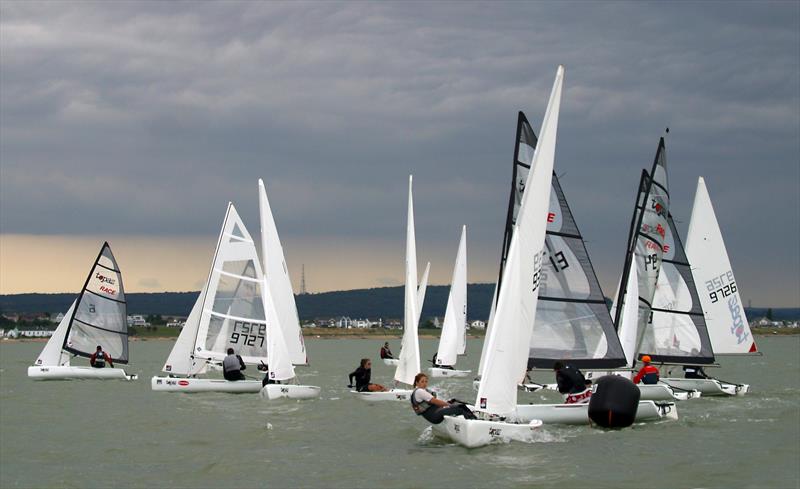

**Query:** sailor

left=89, top=345, right=114, bottom=369
left=348, top=358, right=387, bottom=392
left=683, top=364, right=709, bottom=379
left=431, top=352, right=454, bottom=370
left=222, top=348, right=246, bottom=381
left=379, top=342, right=393, bottom=360
left=410, top=373, right=476, bottom=424
left=633, top=355, right=660, bottom=385
left=258, top=362, right=281, bottom=387
left=553, top=361, right=591, bottom=404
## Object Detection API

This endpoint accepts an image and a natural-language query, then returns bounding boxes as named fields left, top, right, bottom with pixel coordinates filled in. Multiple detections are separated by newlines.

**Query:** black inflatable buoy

left=588, top=375, right=641, bottom=428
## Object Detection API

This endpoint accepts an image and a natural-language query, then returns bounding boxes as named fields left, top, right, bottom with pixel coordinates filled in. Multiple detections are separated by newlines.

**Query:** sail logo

left=650, top=198, right=667, bottom=217
left=100, top=286, right=117, bottom=295
left=727, top=295, right=749, bottom=345
left=95, top=273, right=116, bottom=285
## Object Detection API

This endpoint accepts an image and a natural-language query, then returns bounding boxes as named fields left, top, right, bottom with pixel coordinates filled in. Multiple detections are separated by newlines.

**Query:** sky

left=1, top=1, right=798, bottom=307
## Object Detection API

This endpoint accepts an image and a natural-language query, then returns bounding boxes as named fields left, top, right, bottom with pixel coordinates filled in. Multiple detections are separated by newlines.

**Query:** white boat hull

left=382, top=358, right=399, bottom=366
left=351, top=389, right=413, bottom=402
left=260, top=384, right=321, bottom=400
left=472, top=380, right=548, bottom=392
left=431, top=416, right=544, bottom=448
left=660, top=377, right=749, bottom=396
left=514, top=400, right=678, bottom=425
left=638, top=383, right=700, bottom=401
left=429, top=367, right=471, bottom=378
left=28, top=366, right=137, bottom=380
left=150, top=376, right=262, bottom=393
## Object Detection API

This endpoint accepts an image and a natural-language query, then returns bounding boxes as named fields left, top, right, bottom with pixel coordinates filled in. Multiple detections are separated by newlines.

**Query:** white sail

left=477, top=283, right=497, bottom=377
left=194, top=203, right=271, bottom=365
left=34, top=300, right=76, bottom=367
left=263, top=276, right=296, bottom=381
left=617, top=268, right=640, bottom=367
left=394, top=175, right=421, bottom=386
left=258, top=179, right=307, bottom=365
left=162, top=284, right=207, bottom=375
left=476, top=65, right=563, bottom=416
left=685, top=177, right=757, bottom=354
left=436, top=225, right=467, bottom=366
left=416, top=261, right=430, bottom=327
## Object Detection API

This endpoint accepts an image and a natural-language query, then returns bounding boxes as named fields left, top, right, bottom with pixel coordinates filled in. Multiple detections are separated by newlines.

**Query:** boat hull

left=514, top=400, right=678, bottom=425
left=429, top=368, right=471, bottom=378
left=28, top=366, right=136, bottom=380
left=638, top=383, right=700, bottom=401
left=150, top=376, right=262, bottom=393
left=260, top=384, right=321, bottom=400
left=382, top=358, right=399, bottom=366
left=351, top=389, right=412, bottom=402
left=660, top=377, right=748, bottom=396
left=431, top=416, right=544, bottom=448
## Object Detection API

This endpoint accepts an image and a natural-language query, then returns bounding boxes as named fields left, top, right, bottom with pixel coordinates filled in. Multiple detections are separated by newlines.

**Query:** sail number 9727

left=230, top=321, right=266, bottom=347
left=706, top=270, right=737, bottom=304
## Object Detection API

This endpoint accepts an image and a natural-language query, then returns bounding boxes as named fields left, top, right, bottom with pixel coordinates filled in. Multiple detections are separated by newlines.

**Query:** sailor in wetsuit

left=380, top=342, right=393, bottom=360
left=90, top=345, right=114, bottom=369
left=348, top=358, right=387, bottom=392
left=431, top=353, right=454, bottom=370
left=633, top=355, right=660, bottom=385
left=222, top=348, right=246, bottom=381
left=410, top=373, right=475, bottom=424
left=554, top=361, right=592, bottom=404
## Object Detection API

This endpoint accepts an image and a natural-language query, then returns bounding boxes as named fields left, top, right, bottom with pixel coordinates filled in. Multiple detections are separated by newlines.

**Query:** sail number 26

left=230, top=321, right=266, bottom=347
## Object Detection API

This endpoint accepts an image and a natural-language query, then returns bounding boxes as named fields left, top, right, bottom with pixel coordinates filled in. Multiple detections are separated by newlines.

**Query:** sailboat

left=430, top=226, right=470, bottom=378
left=354, top=176, right=428, bottom=402
left=475, top=110, right=676, bottom=423
left=657, top=177, right=755, bottom=396
left=384, top=262, right=429, bottom=367
left=28, top=242, right=137, bottom=380
left=431, top=66, right=566, bottom=448
left=151, top=202, right=319, bottom=398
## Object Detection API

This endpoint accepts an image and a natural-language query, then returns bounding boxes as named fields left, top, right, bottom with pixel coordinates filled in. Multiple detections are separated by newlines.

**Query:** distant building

left=127, top=315, right=150, bottom=327
left=470, top=320, right=486, bottom=330
left=20, top=330, right=54, bottom=338
left=165, top=320, right=185, bottom=328
left=433, top=317, right=440, bottom=328
left=50, top=312, right=66, bottom=323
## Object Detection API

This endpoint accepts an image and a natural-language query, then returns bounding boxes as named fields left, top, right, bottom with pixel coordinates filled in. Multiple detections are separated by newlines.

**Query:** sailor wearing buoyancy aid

left=633, top=355, right=660, bottom=385
left=410, top=373, right=475, bottom=424
left=90, top=345, right=113, bottom=369
left=554, top=361, right=591, bottom=404
left=222, top=348, right=246, bottom=381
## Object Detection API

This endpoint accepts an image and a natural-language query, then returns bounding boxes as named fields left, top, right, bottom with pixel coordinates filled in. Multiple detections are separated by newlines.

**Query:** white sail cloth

left=476, top=66, right=564, bottom=417
left=436, top=225, right=467, bottom=367
left=34, top=301, right=76, bottom=367
left=395, top=176, right=422, bottom=386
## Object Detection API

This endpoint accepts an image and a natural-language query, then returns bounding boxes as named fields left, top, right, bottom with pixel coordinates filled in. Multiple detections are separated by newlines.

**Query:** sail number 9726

left=706, top=270, right=736, bottom=303
left=230, top=321, right=266, bottom=347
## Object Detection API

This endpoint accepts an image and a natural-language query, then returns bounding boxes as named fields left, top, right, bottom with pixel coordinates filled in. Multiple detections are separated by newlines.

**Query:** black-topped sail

left=639, top=183, right=715, bottom=364
left=63, top=243, right=129, bottom=364
left=495, top=112, right=627, bottom=369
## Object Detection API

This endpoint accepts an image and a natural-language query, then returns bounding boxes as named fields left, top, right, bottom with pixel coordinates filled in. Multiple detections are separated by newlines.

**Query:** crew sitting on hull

left=380, top=342, right=393, bottom=360
left=222, top=348, right=246, bottom=381
left=431, top=353, right=454, bottom=370
left=258, top=363, right=281, bottom=387
left=410, top=373, right=476, bottom=424
left=348, top=358, right=388, bottom=392
left=683, top=365, right=709, bottom=379
left=633, top=355, right=660, bottom=385
left=90, top=345, right=114, bottom=369
left=554, top=361, right=591, bottom=404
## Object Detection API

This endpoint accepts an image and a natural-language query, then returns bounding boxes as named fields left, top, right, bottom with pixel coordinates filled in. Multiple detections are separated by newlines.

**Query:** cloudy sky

left=1, top=1, right=798, bottom=307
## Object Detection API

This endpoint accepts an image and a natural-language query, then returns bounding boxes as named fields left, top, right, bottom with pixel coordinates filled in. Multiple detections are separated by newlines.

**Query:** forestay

left=436, top=226, right=468, bottom=367
left=685, top=177, right=758, bottom=355
left=476, top=66, right=563, bottom=417
left=193, top=204, right=274, bottom=366
left=63, top=243, right=129, bottom=364
left=613, top=139, right=671, bottom=363
left=259, top=179, right=307, bottom=366
left=394, top=176, right=421, bottom=386
left=639, top=198, right=714, bottom=364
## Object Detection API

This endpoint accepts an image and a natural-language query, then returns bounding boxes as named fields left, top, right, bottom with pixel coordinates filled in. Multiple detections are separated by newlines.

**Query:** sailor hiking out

left=410, top=373, right=475, bottom=424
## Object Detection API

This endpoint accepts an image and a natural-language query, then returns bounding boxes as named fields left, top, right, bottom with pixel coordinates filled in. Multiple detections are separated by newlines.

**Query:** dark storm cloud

left=1, top=1, right=798, bottom=304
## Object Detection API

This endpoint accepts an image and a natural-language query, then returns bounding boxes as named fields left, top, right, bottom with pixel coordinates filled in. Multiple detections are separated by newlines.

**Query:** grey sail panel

left=63, top=243, right=129, bottom=364
left=639, top=210, right=715, bottom=364
left=528, top=174, right=627, bottom=369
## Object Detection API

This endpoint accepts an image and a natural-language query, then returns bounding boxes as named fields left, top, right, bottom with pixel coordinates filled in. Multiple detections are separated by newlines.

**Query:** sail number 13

left=230, top=321, right=266, bottom=347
